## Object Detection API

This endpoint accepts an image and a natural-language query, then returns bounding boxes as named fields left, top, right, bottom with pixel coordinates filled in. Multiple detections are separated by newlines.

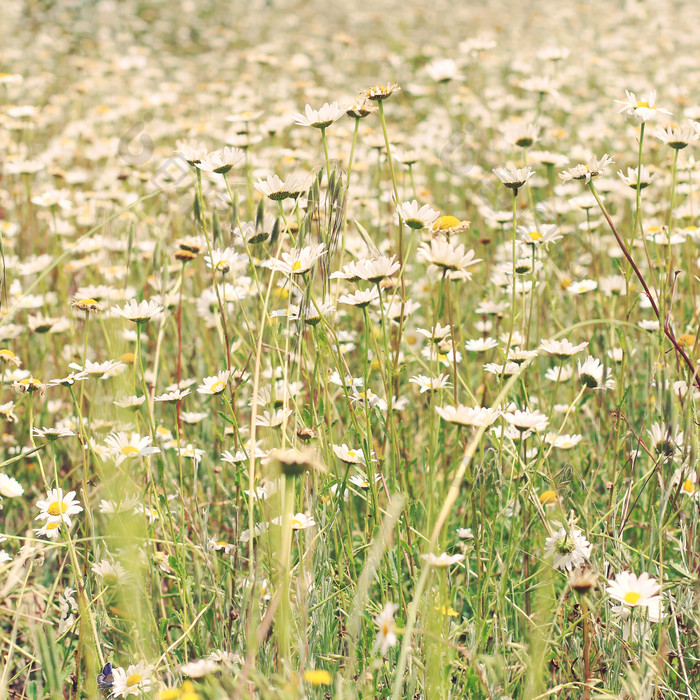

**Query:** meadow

left=0, top=0, right=698, bottom=697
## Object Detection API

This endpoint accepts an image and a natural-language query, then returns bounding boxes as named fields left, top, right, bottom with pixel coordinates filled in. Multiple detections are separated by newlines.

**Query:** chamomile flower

left=35, top=488, right=83, bottom=527
left=111, top=661, right=154, bottom=698
left=408, top=373, right=451, bottom=393
left=435, top=404, right=500, bottom=427
left=332, top=444, right=365, bottom=464
left=267, top=243, right=326, bottom=276
left=503, top=408, right=549, bottom=432
left=111, top=299, right=164, bottom=323
left=420, top=552, right=465, bottom=567
left=0, top=474, right=24, bottom=497
left=560, top=154, right=614, bottom=183
left=104, top=432, right=161, bottom=465
left=615, top=89, right=671, bottom=122
left=195, top=146, right=245, bottom=174
left=293, top=101, right=345, bottom=128
left=417, top=238, right=481, bottom=280
left=154, top=388, right=191, bottom=403
left=92, top=560, right=133, bottom=586
left=544, top=527, right=592, bottom=571
left=577, top=356, right=615, bottom=390
left=373, top=602, right=399, bottom=654
left=647, top=422, right=683, bottom=460
left=395, top=200, right=440, bottom=229
left=492, top=165, right=533, bottom=194
left=197, top=370, right=232, bottom=396
left=606, top=571, right=661, bottom=608
left=539, top=338, right=589, bottom=358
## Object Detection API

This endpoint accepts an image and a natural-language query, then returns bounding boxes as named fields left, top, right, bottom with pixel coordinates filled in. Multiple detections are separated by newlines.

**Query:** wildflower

left=289, top=512, right=315, bottom=530
left=417, top=238, right=481, bottom=280
left=105, top=432, right=161, bottom=465
left=204, top=247, right=245, bottom=274
left=606, top=571, right=661, bottom=608
left=69, top=359, right=126, bottom=378
left=267, top=243, right=326, bottom=275
left=354, top=255, right=401, bottom=282
left=32, top=426, right=75, bottom=441
left=35, top=488, right=83, bottom=527
left=539, top=338, right=589, bottom=358
left=373, top=602, right=399, bottom=654
left=303, top=669, right=333, bottom=686
left=13, top=376, right=45, bottom=395
left=256, top=408, right=294, bottom=427
left=0, top=349, right=21, bottom=367
left=71, top=297, right=102, bottom=313
left=566, top=279, right=598, bottom=294
left=539, top=490, right=558, bottom=506
left=464, top=337, right=498, bottom=352
left=617, top=165, right=655, bottom=190
left=0, top=474, right=24, bottom=498
left=425, top=58, right=459, bottom=82
left=195, top=146, right=245, bottom=174
left=268, top=447, right=320, bottom=476
left=111, top=299, right=164, bottom=323
left=504, top=121, right=540, bottom=148
left=346, top=101, right=374, bottom=118
left=395, top=200, right=440, bottom=229
left=338, top=288, right=380, bottom=308
left=421, top=552, right=465, bottom=567
left=569, top=568, right=599, bottom=596
left=197, top=370, right=232, bottom=396
left=432, top=216, right=471, bottom=236
left=35, top=520, right=62, bottom=539
left=332, top=444, right=365, bottom=464
left=545, top=367, right=572, bottom=383
left=114, top=395, right=146, bottom=411
left=363, top=82, right=401, bottom=101
left=544, top=433, right=583, bottom=449
left=294, top=101, right=345, bottom=128
left=615, top=89, right=671, bottom=122
left=647, top=422, right=683, bottom=460
left=492, top=166, right=533, bottom=194
left=154, top=388, right=191, bottom=404
left=516, top=224, right=561, bottom=247
left=544, top=527, right=592, bottom=571
left=111, top=661, right=154, bottom=698
left=416, top=323, right=452, bottom=343
left=577, top=356, right=615, bottom=390
left=408, top=374, right=451, bottom=393
left=0, top=402, right=18, bottom=422
left=92, top=560, right=133, bottom=586
left=254, top=173, right=308, bottom=200
left=672, top=468, right=697, bottom=500
left=435, top=404, right=500, bottom=427
left=560, top=154, right=614, bottom=183
left=180, top=659, right=219, bottom=678
left=503, top=408, right=549, bottom=432
left=158, top=681, right=200, bottom=700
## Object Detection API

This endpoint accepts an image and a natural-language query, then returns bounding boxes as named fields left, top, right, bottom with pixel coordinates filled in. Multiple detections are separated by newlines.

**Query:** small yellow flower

left=303, top=669, right=333, bottom=686
left=71, top=298, right=102, bottom=313
left=539, top=490, right=558, bottom=506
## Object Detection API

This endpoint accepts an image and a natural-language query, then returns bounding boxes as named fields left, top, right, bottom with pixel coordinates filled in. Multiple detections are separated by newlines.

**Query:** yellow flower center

left=623, top=591, right=642, bottom=605
left=678, top=333, right=695, bottom=348
left=539, top=490, right=557, bottom=505
left=434, top=215, right=461, bottom=231
left=291, top=518, right=303, bottom=528
left=217, top=541, right=228, bottom=547
left=121, top=445, right=140, bottom=455
left=47, top=500, right=68, bottom=516
left=528, top=231, right=542, bottom=241
left=215, top=261, right=228, bottom=271
left=347, top=450, right=356, bottom=458
left=46, top=521, right=60, bottom=530
left=0, top=349, right=15, bottom=359
left=126, top=673, right=142, bottom=687
left=292, top=260, right=303, bottom=272
left=682, top=479, right=695, bottom=494
left=636, top=100, right=649, bottom=108
left=210, top=380, right=226, bottom=393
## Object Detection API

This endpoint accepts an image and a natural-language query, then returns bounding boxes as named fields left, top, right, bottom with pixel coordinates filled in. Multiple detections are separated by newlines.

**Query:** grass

left=0, top=1, right=698, bottom=698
